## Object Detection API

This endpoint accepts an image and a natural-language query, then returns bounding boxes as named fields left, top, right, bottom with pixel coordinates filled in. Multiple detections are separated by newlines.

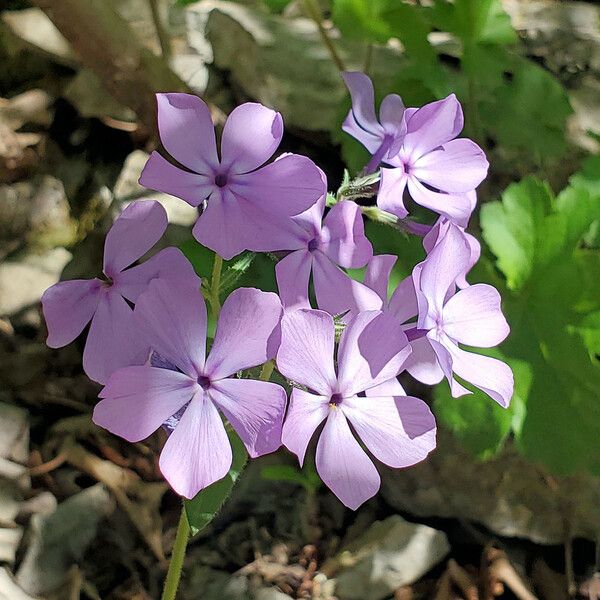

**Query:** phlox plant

left=41, top=73, right=513, bottom=600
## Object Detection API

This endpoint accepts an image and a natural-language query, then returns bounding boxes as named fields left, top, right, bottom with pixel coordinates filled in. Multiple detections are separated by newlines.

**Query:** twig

left=148, top=0, right=171, bottom=60
left=301, top=0, right=346, bottom=73
left=447, top=559, right=478, bottom=600
left=28, top=451, right=67, bottom=476
left=486, top=548, right=538, bottom=600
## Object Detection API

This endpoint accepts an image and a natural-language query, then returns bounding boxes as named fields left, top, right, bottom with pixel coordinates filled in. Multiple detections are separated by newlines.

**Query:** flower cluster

left=42, top=73, right=513, bottom=509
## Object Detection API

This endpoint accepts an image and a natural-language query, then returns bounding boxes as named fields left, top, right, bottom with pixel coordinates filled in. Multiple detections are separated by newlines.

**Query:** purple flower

left=379, top=96, right=488, bottom=224
left=41, top=200, right=198, bottom=384
left=342, top=72, right=406, bottom=173
left=139, top=94, right=325, bottom=260
left=93, top=281, right=287, bottom=499
left=274, top=197, right=381, bottom=316
left=276, top=308, right=436, bottom=509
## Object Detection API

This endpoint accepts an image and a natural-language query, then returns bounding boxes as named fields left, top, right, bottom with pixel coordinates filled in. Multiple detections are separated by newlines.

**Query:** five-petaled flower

left=41, top=200, right=197, bottom=384
left=139, top=94, right=325, bottom=260
left=93, top=280, right=287, bottom=499
left=276, top=308, right=436, bottom=509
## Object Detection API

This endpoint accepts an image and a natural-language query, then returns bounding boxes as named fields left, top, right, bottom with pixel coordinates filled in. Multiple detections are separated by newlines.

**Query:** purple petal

left=277, top=309, right=337, bottom=396
left=377, top=167, right=408, bottom=218
left=220, top=103, right=283, bottom=174
left=94, top=366, right=196, bottom=442
left=404, top=336, right=444, bottom=385
left=416, top=224, right=471, bottom=326
left=312, top=251, right=382, bottom=316
left=320, top=201, right=372, bottom=268
left=205, top=288, right=282, bottom=379
left=341, top=72, right=384, bottom=153
left=282, top=388, right=329, bottom=465
left=379, top=94, right=406, bottom=155
left=388, top=275, right=418, bottom=323
left=159, top=393, right=232, bottom=498
left=407, top=177, right=475, bottom=225
left=139, top=151, right=214, bottom=208
left=442, top=284, right=509, bottom=347
left=192, top=189, right=249, bottom=260
left=413, top=138, right=488, bottom=193
left=115, top=247, right=200, bottom=304
left=364, top=377, right=406, bottom=397
left=156, top=93, right=218, bottom=173
left=342, top=395, right=436, bottom=468
left=364, top=254, right=397, bottom=302
left=275, top=250, right=313, bottom=311
left=229, top=155, right=326, bottom=217
left=103, top=200, right=168, bottom=278
left=209, top=378, right=286, bottom=457
left=134, top=279, right=206, bottom=378
left=42, top=279, right=102, bottom=348
left=337, top=310, right=411, bottom=396
left=316, top=409, right=380, bottom=510
left=442, top=337, right=514, bottom=407
left=83, top=290, right=149, bottom=384
left=428, top=335, right=471, bottom=397
left=403, top=94, right=464, bottom=161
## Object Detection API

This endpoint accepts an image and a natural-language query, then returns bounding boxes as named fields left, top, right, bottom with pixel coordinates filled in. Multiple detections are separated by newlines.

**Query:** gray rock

left=254, top=588, right=294, bottom=600
left=0, top=527, right=22, bottom=564
left=381, top=430, right=600, bottom=545
left=0, top=568, right=39, bottom=600
left=0, top=248, right=71, bottom=317
left=334, top=515, right=449, bottom=600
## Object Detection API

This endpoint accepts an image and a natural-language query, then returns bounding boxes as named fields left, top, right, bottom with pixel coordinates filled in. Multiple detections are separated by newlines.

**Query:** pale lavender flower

left=139, top=94, right=325, bottom=260
left=93, top=281, right=286, bottom=499
left=41, top=200, right=197, bottom=384
left=277, top=308, right=436, bottom=509
left=274, top=197, right=381, bottom=316
left=342, top=72, right=406, bottom=173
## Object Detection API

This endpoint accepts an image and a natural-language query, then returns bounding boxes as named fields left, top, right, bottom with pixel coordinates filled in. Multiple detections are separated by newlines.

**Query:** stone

left=333, top=515, right=449, bottom=600
left=0, top=528, right=23, bottom=564
left=0, top=568, right=39, bottom=600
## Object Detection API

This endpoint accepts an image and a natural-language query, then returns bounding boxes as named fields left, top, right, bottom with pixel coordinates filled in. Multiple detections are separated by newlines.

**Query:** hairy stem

left=301, top=0, right=346, bottom=73
left=210, top=254, right=223, bottom=321
left=161, top=507, right=191, bottom=600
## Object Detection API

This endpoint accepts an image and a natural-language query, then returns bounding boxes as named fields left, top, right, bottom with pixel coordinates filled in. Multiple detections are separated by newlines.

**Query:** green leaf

left=331, top=0, right=391, bottom=43
left=260, top=463, right=321, bottom=492
left=184, top=430, right=247, bottom=536
left=262, top=0, right=293, bottom=13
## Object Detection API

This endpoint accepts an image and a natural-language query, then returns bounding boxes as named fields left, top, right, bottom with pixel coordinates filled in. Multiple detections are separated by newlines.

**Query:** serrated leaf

left=184, top=430, right=247, bottom=536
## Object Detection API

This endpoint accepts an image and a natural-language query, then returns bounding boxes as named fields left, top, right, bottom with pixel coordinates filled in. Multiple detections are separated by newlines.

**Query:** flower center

left=214, top=173, right=228, bottom=188
left=197, top=375, right=211, bottom=390
left=307, top=237, right=320, bottom=252
left=329, top=392, right=343, bottom=407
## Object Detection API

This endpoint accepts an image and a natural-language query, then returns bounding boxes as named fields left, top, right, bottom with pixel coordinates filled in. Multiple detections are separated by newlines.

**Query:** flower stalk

left=161, top=506, right=191, bottom=600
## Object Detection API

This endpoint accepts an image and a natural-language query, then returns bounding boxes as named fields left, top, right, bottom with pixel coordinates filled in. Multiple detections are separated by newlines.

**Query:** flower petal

left=115, top=247, right=200, bottom=304
left=364, top=254, right=397, bottom=302
left=417, top=223, right=471, bottom=323
left=205, top=288, right=282, bottom=379
left=192, top=189, right=249, bottom=260
left=407, top=177, right=475, bottom=225
left=275, top=250, right=313, bottom=311
left=312, top=251, right=382, bottom=316
left=342, top=394, right=436, bottom=468
left=139, top=151, right=214, bottom=208
left=94, top=366, right=196, bottom=442
left=377, top=167, right=408, bottom=219
left=229, top=154, right=326, bottom=217
left=220, top=103, right=283, bottom=174
left=379, top=93, right=406, bottom=156
left=404, top=336, right=444, bottom=385
left=403, top=94, right=463, bottom=161
left=320, top=201, right=372, bottom=268
left=156, top=93, right=218, bottom=173
left=341, top=71, right=384, bottom=153
left=442, top=337, right=514, bottom=407
left=277, top=309, right=337, bottom=395
left=316, top=409, right=380, bottom=510
left=364, top=377, right=406, bottom=397
left=413, top=138, right=488, bottom=193
left=209, top=378, right=286, bottom=457
left=442, top=284, right=509, bottom=347
left=159, top=393, right=232, bottom=499
left=42, top=279, right=102, bottom=348
left=83, top=291, right=149, bottom=384
left=428, top=335, right=471, bottom=397
left=103, top=200, right=168, bottom=278
left=388, top=275, right=418, bottom=323
left=282, top=388, right=329, bottom=465
left=134, top=279, right=206, bottom=377
left=337, top=310, right=411, bottom=396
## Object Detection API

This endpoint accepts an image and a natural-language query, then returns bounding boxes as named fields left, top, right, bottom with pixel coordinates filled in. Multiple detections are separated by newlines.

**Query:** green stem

left=210, top=254, right=223, bottom=321
left=259, top=360, right=275, bottom=382
left=302, top=0, right=346, bottom=73
left=161, top=506, right=191, bottom=600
